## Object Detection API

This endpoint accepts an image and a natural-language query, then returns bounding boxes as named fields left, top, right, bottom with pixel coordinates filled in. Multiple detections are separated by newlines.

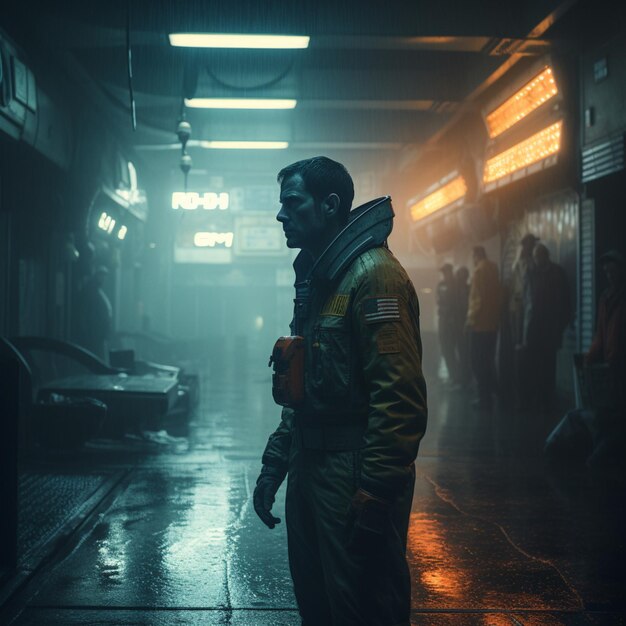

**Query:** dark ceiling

left=3, top=0, right=589, bottom=168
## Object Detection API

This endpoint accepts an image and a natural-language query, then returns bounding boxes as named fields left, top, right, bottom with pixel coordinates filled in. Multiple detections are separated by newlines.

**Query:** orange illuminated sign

left=483, top=121, right=562, bottom=184
left=409, top=175, right=467, bottom=223
left=486, top=67, right=559, bottom=138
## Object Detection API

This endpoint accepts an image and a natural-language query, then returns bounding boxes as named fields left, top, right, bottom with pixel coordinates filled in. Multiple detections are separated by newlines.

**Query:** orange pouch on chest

left=269, top=336, right=305, bottom=407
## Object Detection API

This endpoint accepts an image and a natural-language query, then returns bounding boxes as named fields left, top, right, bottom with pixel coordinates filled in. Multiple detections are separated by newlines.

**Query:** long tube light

left=199, top=140, right=288, bottom=150
left=483, top=120, right=563, bottom=184
left=169, top=33, right=310, bottom=49
left=409, top=175, right=467, bottom=223
left=185, top=98, right=297, bottom=109
left=486, top=67, right=559, bottom=138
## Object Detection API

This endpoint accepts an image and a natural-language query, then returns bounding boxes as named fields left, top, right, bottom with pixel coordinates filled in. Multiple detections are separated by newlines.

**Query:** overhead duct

left=0, top=29, right=72, bottom=170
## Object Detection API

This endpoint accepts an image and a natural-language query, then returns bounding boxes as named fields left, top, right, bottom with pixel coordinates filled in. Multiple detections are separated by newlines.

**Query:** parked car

left=1, top=336, right=191, bottom=444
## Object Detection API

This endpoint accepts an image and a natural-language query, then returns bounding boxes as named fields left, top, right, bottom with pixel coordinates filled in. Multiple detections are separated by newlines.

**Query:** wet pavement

left=2, top=343, right=625, bottom=625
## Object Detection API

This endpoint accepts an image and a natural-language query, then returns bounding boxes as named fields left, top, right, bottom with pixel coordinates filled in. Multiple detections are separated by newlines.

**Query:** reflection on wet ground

left=3, top=345, right=625, bottom=625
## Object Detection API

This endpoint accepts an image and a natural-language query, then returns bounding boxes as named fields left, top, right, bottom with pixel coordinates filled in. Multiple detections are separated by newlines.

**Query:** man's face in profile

left=276, top=174, right=325, bottom=252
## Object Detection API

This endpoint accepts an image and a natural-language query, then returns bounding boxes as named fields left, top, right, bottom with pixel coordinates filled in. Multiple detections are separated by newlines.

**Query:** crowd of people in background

left=435, top=236, right=626, bottom=466
left=436, top=235, right=572, bottom=412
left=435, top=263, right=471, bottom=391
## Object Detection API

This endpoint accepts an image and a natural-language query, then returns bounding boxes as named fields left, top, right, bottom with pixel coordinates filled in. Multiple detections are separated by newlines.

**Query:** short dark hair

left=277, top=156, right=354, bottom=223
left=456, top=266, right=469, bottom=281
left=473, top=245, right=487, bottom=259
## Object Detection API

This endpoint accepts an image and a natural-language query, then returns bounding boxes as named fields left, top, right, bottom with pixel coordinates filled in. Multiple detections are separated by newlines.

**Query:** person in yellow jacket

left=254, top=156, right=428, bottom=626
left=466, top=245, right=501, bottom=409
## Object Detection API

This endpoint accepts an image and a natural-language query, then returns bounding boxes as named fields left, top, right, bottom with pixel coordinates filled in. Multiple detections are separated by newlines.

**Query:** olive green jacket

left=262, top=246, right=427, bottom=500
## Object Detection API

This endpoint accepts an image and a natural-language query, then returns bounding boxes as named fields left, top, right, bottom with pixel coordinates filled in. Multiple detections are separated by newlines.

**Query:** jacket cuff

left=259, top=463, right=288, bottom=482
left=261, top=450, right=290, bottom=474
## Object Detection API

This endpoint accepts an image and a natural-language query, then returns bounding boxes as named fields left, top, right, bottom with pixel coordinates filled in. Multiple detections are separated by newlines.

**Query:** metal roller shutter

left=579, top=199, right=595, bottom=352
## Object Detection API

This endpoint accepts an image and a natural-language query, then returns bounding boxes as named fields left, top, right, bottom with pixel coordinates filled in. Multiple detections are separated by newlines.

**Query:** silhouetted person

left=510, top=233, right=538, bottom=405
left=521, top=244, right=571, bottom=412
left=254, top=157, right=427, bottom=626
left=437, top=263, right=459, bottom=383
left=466, top=246, right=500, bottom=409
left=453, top=266, right=471, bottom=387
left=521, top=243, right=572, bottom=410
left=586, top=250, right=626, bottom=410
left=77, top=266, right=113, bottom=361
left=545, top=251, right=625, bottom=468
left=510, top=233, right=539, bottom=346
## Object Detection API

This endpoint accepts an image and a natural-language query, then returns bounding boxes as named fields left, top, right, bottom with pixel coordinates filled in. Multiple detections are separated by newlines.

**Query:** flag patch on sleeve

left=363, top=296, right=401, bottom=323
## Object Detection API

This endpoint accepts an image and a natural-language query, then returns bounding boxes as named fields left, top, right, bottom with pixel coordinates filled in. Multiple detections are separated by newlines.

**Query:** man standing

left=466, top=246, right=501, bottom=410
left=510, top=233, right=539, bottom=346
left=453, top=266, right=471, bottom=387
left=522, top=244, right=571, bottom=412
left=510, top=233, right=539, bottom=405
left=254, top=157, right=427, bottom=626
left=436, top=263, right=459, bottom=384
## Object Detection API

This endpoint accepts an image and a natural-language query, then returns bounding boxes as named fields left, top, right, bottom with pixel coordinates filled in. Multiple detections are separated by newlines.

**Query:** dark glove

left=253, top=465, right=285, bottom=529
left=346, top=488, right=392, bottom=551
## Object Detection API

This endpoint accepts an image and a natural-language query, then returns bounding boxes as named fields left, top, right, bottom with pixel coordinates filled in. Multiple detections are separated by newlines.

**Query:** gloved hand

left=346, top=488, right=392, bottom=551
left=253, top=465, right=285, bottom=529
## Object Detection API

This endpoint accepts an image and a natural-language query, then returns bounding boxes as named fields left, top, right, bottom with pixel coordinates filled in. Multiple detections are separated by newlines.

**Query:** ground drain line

left=422, top=473, right=585, bottom=611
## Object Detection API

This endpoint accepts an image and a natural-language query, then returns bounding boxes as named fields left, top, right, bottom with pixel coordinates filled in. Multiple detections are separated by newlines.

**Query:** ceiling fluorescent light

left=199, top=141, right=289, bottom=150
left=169, top=33, right=310, bottom=49
left=185, top=98, right=297, bottom=109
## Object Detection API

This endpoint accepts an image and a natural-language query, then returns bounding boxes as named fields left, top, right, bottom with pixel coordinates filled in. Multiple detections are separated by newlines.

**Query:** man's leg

left=536, top=346, right=557, bottom=411
left=470, top=330, right=481, bottom=389
left=485, top=331, right=498, bottom=398
left=439, top=324, right=459, bottom=382
left=456, top=326, right=471, bottom=386
left=286, top=455, right=333, bottom=625
left=310, top=450, right=414, bottom=626
left=471, top=332, right=492, bottom=407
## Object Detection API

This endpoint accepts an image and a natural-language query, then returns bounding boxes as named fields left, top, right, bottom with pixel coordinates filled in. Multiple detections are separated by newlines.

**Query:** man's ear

left=321, top=193, right=340, bottom=219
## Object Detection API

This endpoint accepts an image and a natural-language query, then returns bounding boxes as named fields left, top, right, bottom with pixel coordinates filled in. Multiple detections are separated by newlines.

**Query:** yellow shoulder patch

left=321, top=294, right=350, bottom=317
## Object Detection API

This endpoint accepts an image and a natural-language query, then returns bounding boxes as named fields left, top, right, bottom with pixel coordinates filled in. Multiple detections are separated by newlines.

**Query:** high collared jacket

left=262, top=246, right=427, bottom=501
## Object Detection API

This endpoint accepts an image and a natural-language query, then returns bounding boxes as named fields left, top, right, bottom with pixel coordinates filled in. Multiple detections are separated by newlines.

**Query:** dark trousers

left=439, top=321, right=459, bottom=382
left=453, top=326, right=471, bottom=385
left=523, top=344, right=558, bottom=410
left=286, top=447, right=414, bottom=626
left=470, top=331, right=498, bottom=404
